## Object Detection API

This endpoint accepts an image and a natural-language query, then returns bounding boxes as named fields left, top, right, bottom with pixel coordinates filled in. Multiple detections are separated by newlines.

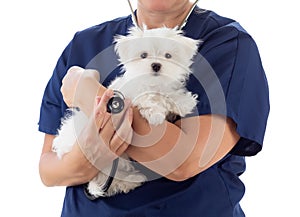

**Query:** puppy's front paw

left=148, top=113, right=165, bottom=125
left=86, top=180, right=106, bottom=198
left=140, top=108, right=165, bottom=126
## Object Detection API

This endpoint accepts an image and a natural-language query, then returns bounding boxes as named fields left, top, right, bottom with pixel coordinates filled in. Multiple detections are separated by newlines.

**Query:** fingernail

left=105, top=89, right=114, bottom=97
left=95, top=96, right=101, bottom=104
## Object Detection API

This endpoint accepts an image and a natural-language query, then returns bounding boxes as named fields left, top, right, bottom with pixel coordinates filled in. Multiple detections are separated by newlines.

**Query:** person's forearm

left=39, top=143, right=98, bottom=187
left=127, top=115, right=239, bottom=181
left=126, top=118, right=189, bottom=181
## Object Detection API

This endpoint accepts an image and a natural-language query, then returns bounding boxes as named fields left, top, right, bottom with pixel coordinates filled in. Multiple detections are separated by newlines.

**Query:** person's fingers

left=93, top=89, right=114, bottom=129
left=99, top=99, right=132, bottom=147
left=84, top=69, right=100, bottom=81
left=68, top=65, right=85, bottom=74
left=109, top=98, right=132, bottom=130
left=115, top=142, right=130, bottom=157
left=61, top=66, right=84, bottom=91
left=99, top=116, right=120, bottom=148
left=109, top=108, right=133, bottom=154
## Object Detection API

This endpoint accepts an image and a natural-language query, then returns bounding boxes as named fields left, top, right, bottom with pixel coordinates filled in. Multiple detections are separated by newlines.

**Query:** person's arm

left=39, top=134, right=99, bottom=186
left=39, top=89, right=133, bottom=187
left=60, top=67, right=239, bottom=181
left=127, top=112, right=239, bottom=181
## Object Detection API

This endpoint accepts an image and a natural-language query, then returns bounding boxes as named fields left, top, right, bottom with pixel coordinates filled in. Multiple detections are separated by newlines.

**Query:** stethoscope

left=85, top=0, right=200, bottom=200
left=127, top=0, right=200, bottom=30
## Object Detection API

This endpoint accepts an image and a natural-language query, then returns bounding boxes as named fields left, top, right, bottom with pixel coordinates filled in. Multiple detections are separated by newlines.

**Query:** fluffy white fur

left=112, top=26, right=200, bottom=124
left=52, top=26, right=200, bottom=198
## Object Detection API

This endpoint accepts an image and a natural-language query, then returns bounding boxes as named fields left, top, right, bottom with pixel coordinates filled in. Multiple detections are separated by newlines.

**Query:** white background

left=0, top=0, right=299, bottom=216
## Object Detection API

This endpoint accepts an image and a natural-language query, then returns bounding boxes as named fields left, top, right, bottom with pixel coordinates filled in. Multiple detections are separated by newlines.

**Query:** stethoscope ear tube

left=84, top=90, right=124, bottom=200
left=84, top=158, right=120, bottom=200
left=127, top=0, right=200, bottom=30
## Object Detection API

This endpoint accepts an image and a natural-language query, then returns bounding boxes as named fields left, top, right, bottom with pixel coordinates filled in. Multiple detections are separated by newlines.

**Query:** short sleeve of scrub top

left=185, top=12, right=269, bottom=156
left=38, top=8, right=270, bottom=217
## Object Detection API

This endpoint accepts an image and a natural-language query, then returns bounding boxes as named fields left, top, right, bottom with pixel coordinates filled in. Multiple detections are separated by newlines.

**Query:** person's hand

left=61, top=66, right=100, bottom=108
left=76, top=89, right=133, bottom=171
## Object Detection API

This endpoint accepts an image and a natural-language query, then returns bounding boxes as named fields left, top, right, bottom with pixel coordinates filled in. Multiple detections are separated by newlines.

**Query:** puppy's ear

left=114, top=34, right=126, bottom=58
left=114, top=34, right=128, bottom=45
left=179, top=36, right=202, bottom=56
left=128, top=26, right=144, bottom=38
left=114, top=26, right=143, bottom=45
left=114, top=26, right=144, bottom=62
left=184, top=37, right=201, bottom=51
left=114, top=35, right=129, bottom=63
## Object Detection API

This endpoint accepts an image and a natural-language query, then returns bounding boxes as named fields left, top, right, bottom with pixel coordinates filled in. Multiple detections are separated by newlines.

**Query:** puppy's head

left=114, top=26, right=201, bottom=83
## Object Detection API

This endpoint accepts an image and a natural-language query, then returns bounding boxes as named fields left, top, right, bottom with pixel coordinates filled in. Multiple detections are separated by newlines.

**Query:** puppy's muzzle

left=151, top=63, right=161, bottom=75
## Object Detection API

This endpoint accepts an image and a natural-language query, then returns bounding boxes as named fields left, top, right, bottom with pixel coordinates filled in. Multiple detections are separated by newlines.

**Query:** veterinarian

left=38, top=0, right=269, bottom=216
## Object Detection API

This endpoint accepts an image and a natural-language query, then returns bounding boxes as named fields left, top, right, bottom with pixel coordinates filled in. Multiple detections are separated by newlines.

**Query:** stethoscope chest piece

left=106, top=90, right=125, bottom=114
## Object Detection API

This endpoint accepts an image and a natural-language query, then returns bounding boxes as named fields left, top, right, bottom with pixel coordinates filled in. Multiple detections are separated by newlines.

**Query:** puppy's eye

left=140, top=52, right=148, bottom=59
left=165, top=53, right=172, bottom=59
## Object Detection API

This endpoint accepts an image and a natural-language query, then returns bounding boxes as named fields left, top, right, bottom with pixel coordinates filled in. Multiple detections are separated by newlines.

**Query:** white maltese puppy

left=111, top=27, right=200, bottom=125
left=52, top=26, right=200, bottom=199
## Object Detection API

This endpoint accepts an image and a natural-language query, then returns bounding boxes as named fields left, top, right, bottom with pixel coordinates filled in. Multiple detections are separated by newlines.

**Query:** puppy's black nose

left=151, top=63, right=161, bottom=73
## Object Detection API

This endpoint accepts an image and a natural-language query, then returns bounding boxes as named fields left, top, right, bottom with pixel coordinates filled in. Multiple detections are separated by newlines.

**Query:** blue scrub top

left=38, top=7, right=269, bottom=217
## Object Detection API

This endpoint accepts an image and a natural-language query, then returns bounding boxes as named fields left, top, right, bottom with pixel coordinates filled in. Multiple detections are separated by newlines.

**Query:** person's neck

left=136, top=2, right=193, bottom=29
